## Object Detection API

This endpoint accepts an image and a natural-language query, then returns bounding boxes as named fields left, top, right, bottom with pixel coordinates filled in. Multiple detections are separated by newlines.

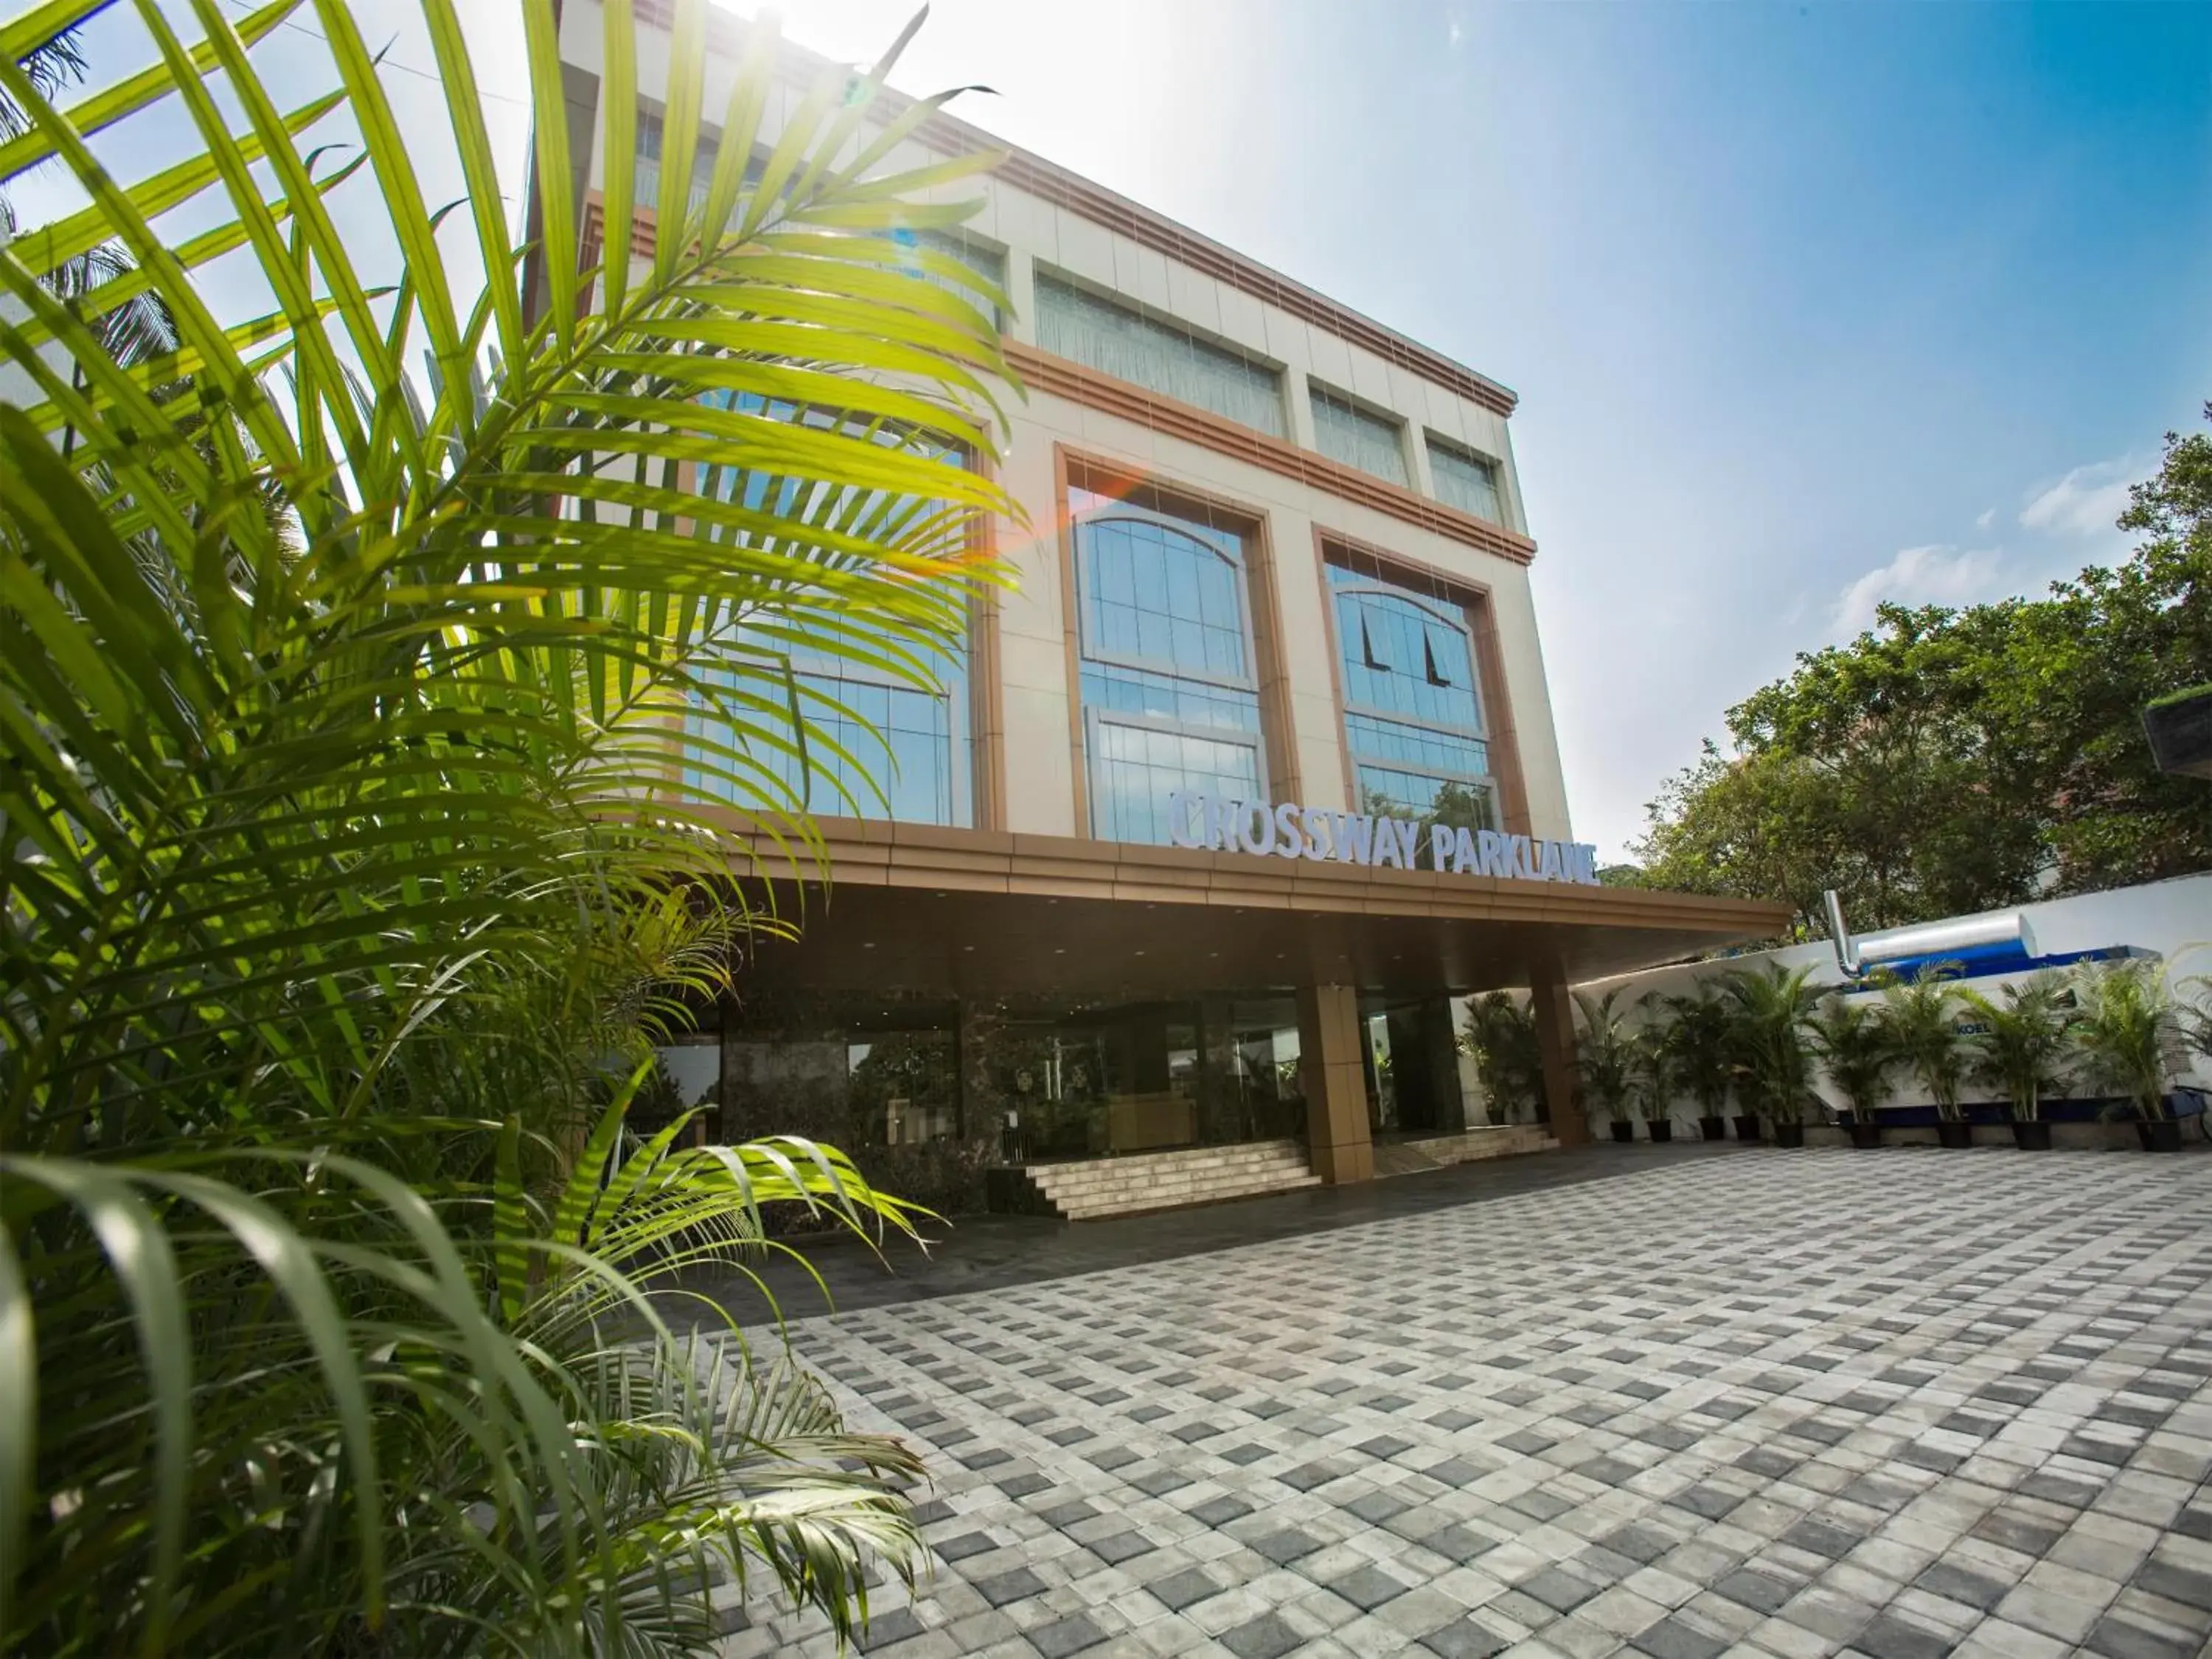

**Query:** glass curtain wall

left=1327, top=554, right=1498, bottom=831
left=1070, top=484, right=1266, bottom=844
left=1311, top=383, right=1410, bottom=487
left=717, top=992, right=1307, bottom=1164
left=1426, top=434, right=1506, bottom=525
left=680, top=394, right=975, bottom=826
left=1036, top=273, right=1286, bottom=436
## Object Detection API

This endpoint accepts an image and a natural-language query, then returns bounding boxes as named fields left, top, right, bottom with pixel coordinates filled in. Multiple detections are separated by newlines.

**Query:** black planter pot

left=2143, top=688, right=2212, bottom=781
left=1733, top=1114, right=1763, bottom=1143
left=1699, top=1116, right=1727, bottom=1142
left=1846, top=1121, right=1883, bottom=1149
left=2135, top=1121, right=2155, bottom=1151
left=2142, top=1119, right=2183, bottom=1153
left=1773, top=1122, right=1805, bottom=1148
left=2011, top=1120, right=2053, bottom=1151
left=1648, top=1120, right=1674, bottom=1144
left=1610, top=1121, right=1635, bottom=1144
left=1936, top=1121, right=1974, bottom=1149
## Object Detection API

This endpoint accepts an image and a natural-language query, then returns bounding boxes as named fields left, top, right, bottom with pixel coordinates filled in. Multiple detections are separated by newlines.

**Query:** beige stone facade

left=547, top=4, right=1790, bottom=1190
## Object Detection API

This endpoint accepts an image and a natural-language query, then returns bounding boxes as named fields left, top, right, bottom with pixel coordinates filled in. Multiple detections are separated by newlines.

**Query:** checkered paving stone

left=709, top=1150, right=2212, bottom=1658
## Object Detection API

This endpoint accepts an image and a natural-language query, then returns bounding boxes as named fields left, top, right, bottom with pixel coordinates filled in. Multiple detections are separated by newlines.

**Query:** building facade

left=549, top=1, right=1789, bottom=1199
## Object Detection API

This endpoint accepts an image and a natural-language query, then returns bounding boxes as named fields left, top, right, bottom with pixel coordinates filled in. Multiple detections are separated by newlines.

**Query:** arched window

left=680, top=391, right=973, bottom=827
left=1327, top=561, right=1497, bottom=831
left=1073, top=493, right=1265, bottom=845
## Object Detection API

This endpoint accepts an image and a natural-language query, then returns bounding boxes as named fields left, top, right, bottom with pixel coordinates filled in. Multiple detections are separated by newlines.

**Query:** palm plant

left=1719, top=963, right=1822, bottom=1127
left=1879, top=964, right=1969, bottom=1121
left=1573, top=989, right=1638, bottom=1127
left=1660, top=987, right=1735, bottom=1126
left=1958, top=973, right=2073, bottom=1122
left=1, top=1, right=1015, bottom=1653
left=2070, top=959, right=2183, bottom=1121
left=1628, top=1003, right=1677, bottom=1127
left=1463, top=992, right=1542, bottom=1124
left=1806, top=995, right=1896, bottom=1126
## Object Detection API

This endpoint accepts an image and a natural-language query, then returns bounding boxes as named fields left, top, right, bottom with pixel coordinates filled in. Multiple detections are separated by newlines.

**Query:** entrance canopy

left=710, top=815, right=1792, bottom=998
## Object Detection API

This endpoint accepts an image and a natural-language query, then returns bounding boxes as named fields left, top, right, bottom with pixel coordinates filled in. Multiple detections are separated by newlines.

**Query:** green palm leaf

left=2, top=0, right=1013, bottom=1649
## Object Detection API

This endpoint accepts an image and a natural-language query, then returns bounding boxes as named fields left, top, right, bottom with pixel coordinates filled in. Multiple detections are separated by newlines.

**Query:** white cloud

left=2019, top=459, right=2135, bottom=540
left=1447, top=16, right=1464, bottom=47
left=1975, top=507, right=1995, bottom=532
left=1832, top=543, right=2004, bottom=634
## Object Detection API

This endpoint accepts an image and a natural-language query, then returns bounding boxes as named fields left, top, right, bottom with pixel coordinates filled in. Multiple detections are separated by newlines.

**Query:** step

left=1031, top=1149, right=1311, bottom=1187
left=1059, top=1172, right=1324, bottom=1220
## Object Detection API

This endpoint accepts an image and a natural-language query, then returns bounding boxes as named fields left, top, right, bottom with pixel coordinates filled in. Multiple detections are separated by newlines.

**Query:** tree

left=1462, top=991, right=1542, bottom=1123
left=2070, top=959, right=2185, bottom=1121
left=1958, top=974, right=2073, bottom=1122
left=1, top=1, right=1014, bottom=1653
left=1630, top=406, right=2212, bottom=933
left=1571, top=989, right=1638, bottom=1126
left=1879, top=966, right=1969, bottom=1121
left=1807, top=994, right=1896, bottom=1124
left=1719, top=962, right=1822, bottom=1124
left=1658, top=987, right=1735, bottom=1121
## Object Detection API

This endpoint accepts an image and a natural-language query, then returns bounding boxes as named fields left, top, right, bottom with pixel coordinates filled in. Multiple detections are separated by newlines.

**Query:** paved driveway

left=714, top=1147, right=2212, bottom=1658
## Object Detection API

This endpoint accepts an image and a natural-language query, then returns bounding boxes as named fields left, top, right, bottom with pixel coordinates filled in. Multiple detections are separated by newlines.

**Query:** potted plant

left=2143, top=682, right=2212, bottom=780
left=1881, top=964, right=1972, bottom=1147
left=1463, top=992, right=1543, bottom=1125
left=1720, top=962, right=1822, bottom=1147
left=1630, top=1011, right=1677, bottom=1142
left=2070, top=959, right=2185, bottom=1150
left=1809, top=994, right=1895, bottom=1149
left=1958, top=974, right=2072, bottom=1150
left=1663, top=988, right=1736, bottom=1141
left=1573, top=989, right=1639, bottom=1143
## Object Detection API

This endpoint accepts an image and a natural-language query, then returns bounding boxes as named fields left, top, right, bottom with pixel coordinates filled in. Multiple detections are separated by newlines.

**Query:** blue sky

left=13, top=1, right=2208, bottom=857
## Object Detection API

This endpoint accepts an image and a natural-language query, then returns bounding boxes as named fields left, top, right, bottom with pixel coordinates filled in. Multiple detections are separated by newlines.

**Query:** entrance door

left=1359, top=995, right=1468, bottom=1136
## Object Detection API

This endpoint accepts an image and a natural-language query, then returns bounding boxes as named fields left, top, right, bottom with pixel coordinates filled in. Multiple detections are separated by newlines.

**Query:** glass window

left=1311, top=383, right=1409, bottom=487
left=889, top=229, right=1005, bottom=329
left=1036, top=273, right=1285, bottom=437
left=1072, top=486, right=1265, bottom=845
left=633, top=108, right=720, bottom=220
left=1327, top=559, right=1498, bottom=832
left=1427, top=434, right=1505, bottom=524
left=680, top=392, right=973, bottom=827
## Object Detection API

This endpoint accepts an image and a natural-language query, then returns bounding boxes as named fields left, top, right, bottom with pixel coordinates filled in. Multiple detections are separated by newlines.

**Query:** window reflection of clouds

left=1074, top=487, right=1263, bottom=846
left=681, top=390, right=972, bottom=826
left=1328, top=560, right=1496, bottom=830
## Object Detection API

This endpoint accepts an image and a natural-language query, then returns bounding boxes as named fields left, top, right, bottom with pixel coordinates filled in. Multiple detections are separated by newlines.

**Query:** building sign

left=1165, top=791, right=1602, bottom=886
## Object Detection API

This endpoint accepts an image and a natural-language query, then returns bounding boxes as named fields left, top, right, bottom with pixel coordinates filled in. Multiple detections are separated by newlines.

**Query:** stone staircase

left=1371, top=1123, right=1556, bottom=1177
left=1005, top=1139, right=1321, bottom=1222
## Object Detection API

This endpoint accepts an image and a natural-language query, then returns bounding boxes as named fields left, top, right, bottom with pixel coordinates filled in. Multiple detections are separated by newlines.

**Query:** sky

left=11, top=1, right=2210, bottom=858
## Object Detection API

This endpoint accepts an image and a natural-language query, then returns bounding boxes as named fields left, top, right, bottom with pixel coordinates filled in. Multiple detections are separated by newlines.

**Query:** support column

left=1297, top=984, right=1374, bottom=1184
left=1529, top=969, right=1587, bottom=1147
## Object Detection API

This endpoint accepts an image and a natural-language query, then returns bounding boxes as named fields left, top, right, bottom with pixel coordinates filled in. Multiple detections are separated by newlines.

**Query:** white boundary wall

left=1565, top=872, right=2212, bottom=1132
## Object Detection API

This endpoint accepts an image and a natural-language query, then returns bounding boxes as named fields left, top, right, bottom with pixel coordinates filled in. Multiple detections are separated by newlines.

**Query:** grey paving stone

left=2084, top=1613, right=2204, bottom=1659
left=724, top=1147, right=2212, bottom=1659
left=1419, top=1615, right=1517, bottom=1658
left=1630, top=1618, right=1731, bottom=1659
left=1220, top=1612, right=1305, bottom=1659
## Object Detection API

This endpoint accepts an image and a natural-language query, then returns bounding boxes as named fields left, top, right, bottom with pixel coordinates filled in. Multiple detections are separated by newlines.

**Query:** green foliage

left=1958, top=973, right=2073, bottom=1122
left=0, top=1, right=1016, bottom=1652
left=1630, top=405, right=2212, bottom=933
left=1657, top=987, right=1735, bottom=1118
left=1571, top=989, right=1637, bottom=1124
left=2069, top=959, right=2183, bottom=1121
left=1877, top=965, right=1969, bottom=1121
left=1806, top=995, right=1896, bottom=1124
left=1718, top=962, right=1822, bottom=1125
left=1461, top=992, right=1541, bottom=1124
left=1626, top=1008, right=1676, bottom=1125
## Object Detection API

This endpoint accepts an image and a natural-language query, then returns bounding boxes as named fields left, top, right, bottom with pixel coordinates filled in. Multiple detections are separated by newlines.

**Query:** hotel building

left=545, top=3, right=1788, bottom=1214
